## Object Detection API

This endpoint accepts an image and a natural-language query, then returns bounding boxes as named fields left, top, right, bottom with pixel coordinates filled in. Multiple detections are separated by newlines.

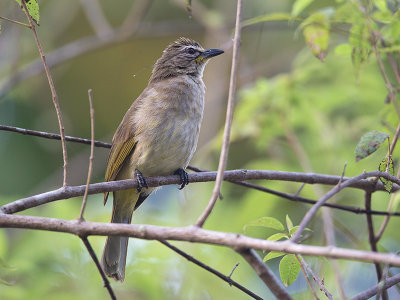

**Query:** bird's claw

left=134, top=169, right=148, bottom=193
left=174, top=168, right=189, bottom=190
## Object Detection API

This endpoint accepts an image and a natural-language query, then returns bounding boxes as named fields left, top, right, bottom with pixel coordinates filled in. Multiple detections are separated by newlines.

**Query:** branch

left=159, top=241, right=263, bottom=300
left=350, top=272, right=400, bottom=300
left=78, top=89, right=95, bottom=221
left=237, top=249, right=292, bottom=300
left=0, top=125, right=111, bottom=148
left=81, top=237, right=116, bottom=300
left=2, top=170, right=400, bottom=215
left=365, top=191, right=384, bottom=284
left=290, top=171, right=400, bottom=242
left=195, top=0, right=243, bottom=227
left=21, top=1, right=69, bottom=187
left=1, top=215, right=400, bottom=266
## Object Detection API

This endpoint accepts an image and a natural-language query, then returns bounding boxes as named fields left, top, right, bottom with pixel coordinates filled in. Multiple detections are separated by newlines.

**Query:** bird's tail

left=101, top=189, right=137, bottom=282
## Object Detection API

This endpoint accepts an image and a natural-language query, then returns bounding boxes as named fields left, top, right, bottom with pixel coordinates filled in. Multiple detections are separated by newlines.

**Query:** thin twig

left=21, top=1, right=69, bottom=187
left=350, top=272, right=400, bottom=300
left=299, top=255, right=333, bottom=300
left=2, top=214, right=400, bottom=266
left=159, top=241, right=262, bottom=300
left=295, top=254, right=320, bottom=300
left=78, top=90, right=95, bottom=221
left=195, top=0, right=243, bottom=227
left=237, top=249, right=292, bottom=300
left=365, top=191, right=385, bottom=290
left=0, top=125, right=111, bottom=148
left=0, top=15, right=30, bottom=28
left=228, top=262, right=240, bottom=280
left=290, top=171, right=400, bottom=242
left=80, top=236, right=116, bottom=300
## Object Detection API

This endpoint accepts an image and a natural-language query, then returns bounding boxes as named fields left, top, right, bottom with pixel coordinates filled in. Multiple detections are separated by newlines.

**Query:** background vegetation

left=1, top=0, right=400, bottom=299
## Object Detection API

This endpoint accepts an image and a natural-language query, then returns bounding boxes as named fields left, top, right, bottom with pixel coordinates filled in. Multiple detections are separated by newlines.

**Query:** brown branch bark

left=2, top=170, right=399, bottom=215
left=237, top=249, right=293, bottom=300
left=1, top=214, right=400, bottom=266
left=195, top=0, right=243, bottom=227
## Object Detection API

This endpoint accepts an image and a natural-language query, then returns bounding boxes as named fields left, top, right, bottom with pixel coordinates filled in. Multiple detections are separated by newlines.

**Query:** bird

left=101, top=37, right=224, bottom=282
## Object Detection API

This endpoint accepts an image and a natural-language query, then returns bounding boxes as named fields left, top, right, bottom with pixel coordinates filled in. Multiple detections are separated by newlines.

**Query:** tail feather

left=101, top=190, right=137, bottom=282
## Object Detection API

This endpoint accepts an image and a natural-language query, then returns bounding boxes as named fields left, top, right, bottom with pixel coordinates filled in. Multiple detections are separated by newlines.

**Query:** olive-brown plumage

left=101, top=37, right=223, bottom=281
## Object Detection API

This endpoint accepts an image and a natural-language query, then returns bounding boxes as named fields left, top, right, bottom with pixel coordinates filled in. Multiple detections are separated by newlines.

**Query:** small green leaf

left=241, top=13, right=301, bottom=28
left=263, top=251, right=286, bottom=262
left=303, top=23, right=329, bottom=61
left=349, top=21, right=372, bottom=78
left=15, top=0, right=40, bottom=25
left=292, top=0, right=315, bottom=17
left=355, top=131, right=389, bottom=162
left=279, top=254, right=301, bottom=286
left=286, top=215, right=293, bottom=232
left=267, top=232, right=289, bottom=241
left=244, top=217, right=285, bottom=232
left=379, top=157, right=394, bottom=192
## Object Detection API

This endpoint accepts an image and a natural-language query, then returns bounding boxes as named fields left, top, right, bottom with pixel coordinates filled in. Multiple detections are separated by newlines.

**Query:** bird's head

left=149, top=37, right=224, bottom=83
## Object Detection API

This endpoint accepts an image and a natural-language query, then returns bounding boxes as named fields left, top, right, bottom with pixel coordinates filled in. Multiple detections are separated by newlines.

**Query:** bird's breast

left=132, top=76, right=205, bottom=176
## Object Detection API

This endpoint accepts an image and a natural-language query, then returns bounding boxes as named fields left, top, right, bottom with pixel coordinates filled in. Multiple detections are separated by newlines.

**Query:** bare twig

left=350, top=272, right=400, bottom=300
left=0, top=15, right=30, bottom=28
left=237, top=249, right=292, bottom=300
left=228, top=263, right=240, bottom=280
left=2, top=214, right=400, bottom=266
left=195, top=0, right=243, bottom=227
left=295, top=255, right=320, bottom=300
left=21, top=1, right=69, bottom=187
left=80, top=236, right=116, bottom=300
left=290, top=172, right=400, bottom=242
left=159, top=241, right=262, bottom=300
left=299, top=255, right=333, bottom=300
left=365, top=191, right=384, bottom=288
left=0, top=125, right=111, bottom=148
left=2, top=170, right=400, bottom=215
left=78, top=89, right=95, bottom=221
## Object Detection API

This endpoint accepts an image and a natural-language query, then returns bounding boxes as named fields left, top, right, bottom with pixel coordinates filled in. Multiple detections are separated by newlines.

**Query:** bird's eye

left=186, top=47, right=196, bottom=55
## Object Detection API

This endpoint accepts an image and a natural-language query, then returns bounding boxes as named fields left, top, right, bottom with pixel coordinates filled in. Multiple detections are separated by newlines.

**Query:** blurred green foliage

left=1, top=0, right=400, bottom=299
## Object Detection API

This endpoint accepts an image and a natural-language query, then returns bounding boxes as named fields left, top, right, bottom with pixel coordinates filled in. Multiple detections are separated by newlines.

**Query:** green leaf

left=355, top=131, right=389, bottom=162
left=301, top=13, right=330, bottom=61
left=15, top=0, right=40, bottom=25
left=286, top=215, right=293, bottom=232
left=374, top=0, right=388, bottom=12
left=241, top=13, right=301, bottom=28
left=292, top=0, right=315, bottom=17
left=379, top=157, right=394, bottom=192
left=267, top=232, right=289, bottom=241
left=263, top=251, right=286, bottom=262
left=279, top=254, right=301, bottom=286
left=244, top=217, right=285, bottom=232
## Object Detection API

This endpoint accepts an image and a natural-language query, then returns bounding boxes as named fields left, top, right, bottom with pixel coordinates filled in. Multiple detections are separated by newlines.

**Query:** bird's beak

left=196, top=48, right=224, bottom=63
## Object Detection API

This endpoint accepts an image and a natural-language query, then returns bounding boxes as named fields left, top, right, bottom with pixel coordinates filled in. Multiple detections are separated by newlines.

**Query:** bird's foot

left=174, top=168, right=189, bottom=190
left=134, top=169, right=148, bottom=193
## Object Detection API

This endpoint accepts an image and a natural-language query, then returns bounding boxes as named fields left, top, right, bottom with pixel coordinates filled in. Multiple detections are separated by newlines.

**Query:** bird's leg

left=174, top=168, right=189, bottom=190
left=134, top=169, right=148, bottom=193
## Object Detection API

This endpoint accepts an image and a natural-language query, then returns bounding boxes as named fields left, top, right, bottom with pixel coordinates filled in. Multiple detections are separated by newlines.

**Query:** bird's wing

left=104, top=129, right=137, bottom=205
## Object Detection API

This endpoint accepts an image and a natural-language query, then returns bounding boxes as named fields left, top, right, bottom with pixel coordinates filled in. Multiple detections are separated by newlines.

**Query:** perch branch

left=195, top=0, right=242, bottom=227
